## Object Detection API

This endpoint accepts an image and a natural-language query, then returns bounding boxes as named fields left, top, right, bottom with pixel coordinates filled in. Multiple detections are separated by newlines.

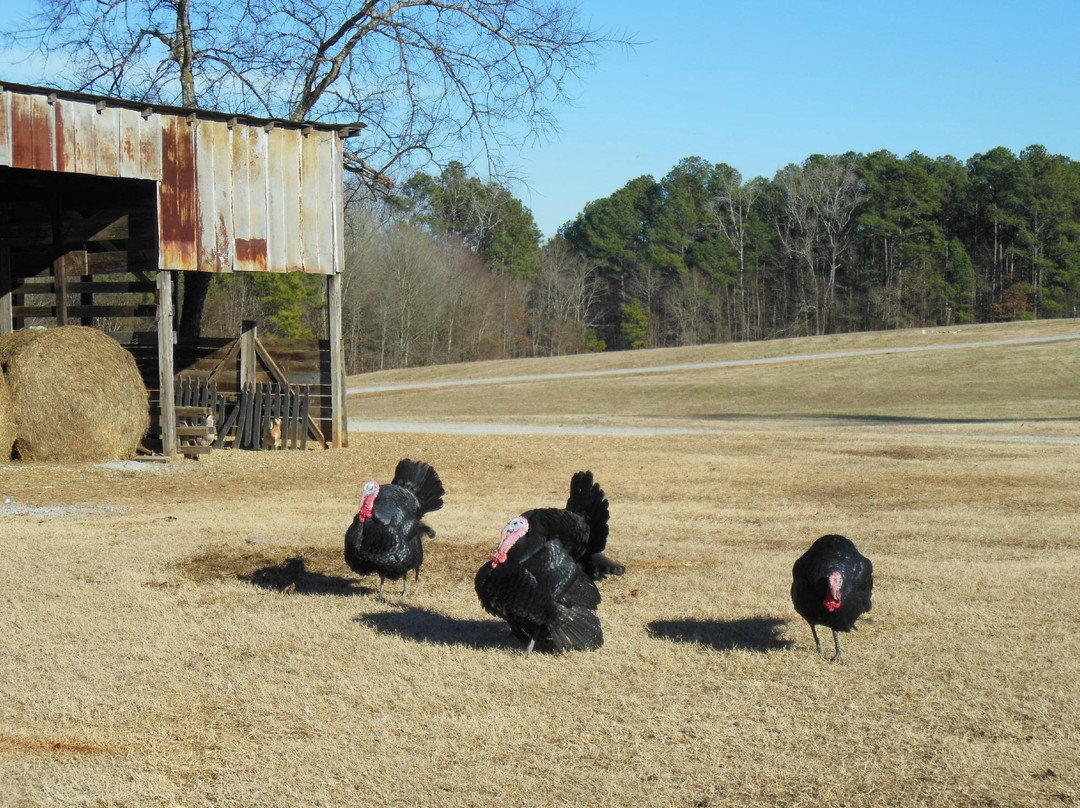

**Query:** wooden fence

left=174, top=375, right=320, bottom=456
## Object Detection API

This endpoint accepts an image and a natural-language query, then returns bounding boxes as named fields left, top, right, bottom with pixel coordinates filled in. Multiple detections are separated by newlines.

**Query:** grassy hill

left=348, top=319, right=1080, bottom=428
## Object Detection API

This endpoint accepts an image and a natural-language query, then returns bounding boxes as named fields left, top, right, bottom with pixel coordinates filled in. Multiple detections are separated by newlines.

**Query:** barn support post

left=240, top=320, right=257, bottom=388
left=327, top=272, right=347, bottom=448
left=52, top=194, right=69, bottom=326
left=78, top=251, right=93, bottom=326
left=0, top=246, right=11, bottom=334
left=158, top=269, right=177, bottom=458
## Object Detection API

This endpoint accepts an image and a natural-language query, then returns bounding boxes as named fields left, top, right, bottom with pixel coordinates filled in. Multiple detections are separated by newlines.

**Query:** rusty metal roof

left=0, top=81, right=357, bottom=275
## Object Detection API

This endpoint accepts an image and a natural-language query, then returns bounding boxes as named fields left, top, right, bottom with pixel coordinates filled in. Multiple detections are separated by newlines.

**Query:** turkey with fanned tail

left=475, top=471, right=625, bottom=655
left=344, top=458, right=445, bottom=602
left=791, top=534, right=873, bottom=661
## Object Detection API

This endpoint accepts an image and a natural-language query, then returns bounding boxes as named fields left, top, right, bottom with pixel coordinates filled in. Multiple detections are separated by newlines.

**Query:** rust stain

left=235, top=238, right=268, bottom=272
left=0, top=91, right=9, bottom=164
left=159, top=116, right=198, bottom=269
left=9, top=94, right=43, bottom=169
left=53, top=102, right=69, bottom=172
left=122, top=116, right=137, bottom=166
left=215, top=212, right=231, bottom=272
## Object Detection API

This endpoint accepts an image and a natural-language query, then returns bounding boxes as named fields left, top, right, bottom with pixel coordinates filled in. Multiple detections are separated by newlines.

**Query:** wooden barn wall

left=1, top=84, right=344, bottom=277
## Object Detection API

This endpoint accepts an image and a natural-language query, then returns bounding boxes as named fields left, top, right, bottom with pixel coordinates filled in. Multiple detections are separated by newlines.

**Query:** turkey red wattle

left=824, top=570, right=843, bottom=612
left=492, top=515, right=529, bottom=567
left=358, top=481, right=379, bottom=522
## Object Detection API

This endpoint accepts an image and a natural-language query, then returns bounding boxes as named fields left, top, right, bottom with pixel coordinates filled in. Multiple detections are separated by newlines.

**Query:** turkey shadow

left=243, top=556, right=366, bottom=596
left=355, top=606, right=512, bottom=650
left=646, top=616, right=793, bottom=652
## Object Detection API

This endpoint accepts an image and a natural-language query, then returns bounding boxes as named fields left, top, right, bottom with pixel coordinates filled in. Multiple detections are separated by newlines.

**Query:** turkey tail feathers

left=549, top=604, right=604, bottom=652
left=392, top=458, right=445, bottom=515
left=567, top=471, right=625, bottom=578
left=566, top=470, right=610, bottom=551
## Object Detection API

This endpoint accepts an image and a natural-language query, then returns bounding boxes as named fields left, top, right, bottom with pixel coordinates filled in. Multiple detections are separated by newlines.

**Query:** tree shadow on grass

left=355, top=606, right=512, bottom=651
left=243, top=556, right=367, bottom=597
left=646, top=616, right=793, bottom=652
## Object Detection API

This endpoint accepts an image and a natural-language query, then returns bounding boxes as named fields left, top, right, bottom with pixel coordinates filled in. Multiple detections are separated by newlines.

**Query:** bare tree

left=709, top=165, right=764, bottom=341
left=10, top=0, right=622, bottom=335
left=768, top=156, right=862, bottom=335
left=530, top=236, right=603, bottom=354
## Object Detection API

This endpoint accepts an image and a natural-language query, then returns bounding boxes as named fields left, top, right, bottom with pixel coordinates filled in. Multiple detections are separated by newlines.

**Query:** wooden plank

left=213, top=398, right=240, bottom=449
left=77, top=263, right=94, bottom=327
left=158, top=270, right=177, bottom=458
left=175, top=405, right=213, bottom=418
left=299, top=386, right=310, bottom=450
left=284, top=386, right=295, bottom=448
left=253, top=336, right=290, bottom=386
left=0, top=245, right=11, bottom=334
left=253, top=383, right=266, bottom=450
left=177, top=425, right=215, bottom=438
left=66, top=305, right=159, bottom=318
left=54, top=259, right=67, bottom=326
left=63, top=281, right=158, bottom=294
left=206, top=337, right=241, bottom=382
left=235, top=384, right=251, bottom=449
left=10, top=305, right=56, bottom=318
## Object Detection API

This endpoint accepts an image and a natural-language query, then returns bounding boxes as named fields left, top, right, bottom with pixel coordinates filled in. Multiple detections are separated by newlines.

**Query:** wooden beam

left=327, top=272, right=347, bottom=448
left=11, top=304, right=159, bottom=319
left=239, top=320, right=257, bottom=388
left=0, top=247, right=11, bottom=334
left=158, top=270, right=177, bottom=458
left=205, top=337, right=242, bottom=383
left=53, top=195, right=67, bottom=326
left=253, top=337, right=290, bottom=386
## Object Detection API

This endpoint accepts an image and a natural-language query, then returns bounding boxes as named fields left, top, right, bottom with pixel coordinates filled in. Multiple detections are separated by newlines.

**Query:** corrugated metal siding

left=1, top=84, right=342, bottom=275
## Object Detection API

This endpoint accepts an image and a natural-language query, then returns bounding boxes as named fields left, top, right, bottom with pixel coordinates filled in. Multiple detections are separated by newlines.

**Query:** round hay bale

left=0, top=326, right=149, bottom=462
left=0, top=370, right=14, bottom=460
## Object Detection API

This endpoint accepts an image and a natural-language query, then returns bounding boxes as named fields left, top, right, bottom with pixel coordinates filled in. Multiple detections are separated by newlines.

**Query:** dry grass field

left=2, top=320, right=1079, bottom=807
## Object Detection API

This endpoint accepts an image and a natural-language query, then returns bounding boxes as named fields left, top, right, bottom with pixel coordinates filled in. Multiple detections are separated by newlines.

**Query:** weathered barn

left=0, top=81, right=355, bottom=457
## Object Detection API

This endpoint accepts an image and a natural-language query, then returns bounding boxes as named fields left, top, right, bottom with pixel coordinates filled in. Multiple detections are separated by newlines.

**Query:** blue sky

left=4, top=1, right=1079, bottom=238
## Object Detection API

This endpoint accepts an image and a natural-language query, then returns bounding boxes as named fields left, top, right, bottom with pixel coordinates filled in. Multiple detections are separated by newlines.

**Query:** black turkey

left=791, top=534, right=873, bottom=661
left=475, top=471, right=625, bottom=655
left=344, top=458, right=445, bottom=602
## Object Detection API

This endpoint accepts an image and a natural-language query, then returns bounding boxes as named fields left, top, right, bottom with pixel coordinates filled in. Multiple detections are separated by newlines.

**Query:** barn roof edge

left=0, top=79, right=366, bottom=137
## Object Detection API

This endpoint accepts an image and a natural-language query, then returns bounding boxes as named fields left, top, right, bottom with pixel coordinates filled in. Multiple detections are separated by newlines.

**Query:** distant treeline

left=196, top=146, right=1080, bottom=371
left=562, top=146, right=1080, bottom=349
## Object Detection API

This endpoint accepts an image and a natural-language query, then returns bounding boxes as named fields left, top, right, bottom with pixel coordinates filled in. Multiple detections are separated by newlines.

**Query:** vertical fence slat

left=299, top=385, right=310, bottom=450
left=288, top=385, right=301, bottom=449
